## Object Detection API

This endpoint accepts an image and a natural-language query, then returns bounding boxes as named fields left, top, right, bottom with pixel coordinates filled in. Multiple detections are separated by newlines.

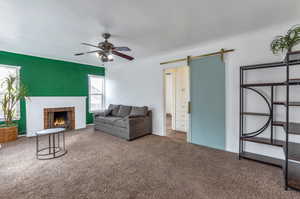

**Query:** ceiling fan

left=75, top=33, right=134, bottom=62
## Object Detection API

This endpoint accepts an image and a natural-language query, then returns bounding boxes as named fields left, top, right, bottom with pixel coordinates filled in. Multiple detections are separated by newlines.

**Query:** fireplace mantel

left=25, top=97, right=86, bottom=137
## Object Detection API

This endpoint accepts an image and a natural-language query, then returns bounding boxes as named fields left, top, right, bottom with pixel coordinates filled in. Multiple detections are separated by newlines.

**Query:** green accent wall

left=0, top=51, right=105, bottom=135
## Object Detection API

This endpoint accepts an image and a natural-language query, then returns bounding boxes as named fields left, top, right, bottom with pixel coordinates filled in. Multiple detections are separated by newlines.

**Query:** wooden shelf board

left=273, top=121, right=285, bottom=126
left=273, top=101, right=300, bottom=106
left=242, top=137, right=284, bottom=147
left=289, top=79, right=300, bottom=84
left=240, top=152, right=282, bottom=167
left=241, top=59, right=300, bottom=70
left=273, top=121, right=300, bottom=135
left=285, top=161, right=300, bottom=190
left=241, top=79, right=300, bottom=87
left=241, top=82, right=285, bottom=87
left=288, top=50, right=300, bottom=55
left=243, top=137, right=300, bottom=161
left=282, top=142, right=300, bottom=162
left=241, top=112, right=270, bottom=116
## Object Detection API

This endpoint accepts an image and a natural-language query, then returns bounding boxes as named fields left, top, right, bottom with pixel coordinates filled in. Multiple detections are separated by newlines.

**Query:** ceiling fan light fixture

left=75, top=33, right=134, bottom=62
left=100, top=56, right=107, bottom=62
left=107, top=54, right=114, bottom=61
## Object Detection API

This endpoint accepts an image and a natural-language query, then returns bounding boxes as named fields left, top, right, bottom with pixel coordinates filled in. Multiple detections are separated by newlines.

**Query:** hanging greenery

left=0, top=75, right=27, bottom=127
left=271, top=24, right=300, bottom=54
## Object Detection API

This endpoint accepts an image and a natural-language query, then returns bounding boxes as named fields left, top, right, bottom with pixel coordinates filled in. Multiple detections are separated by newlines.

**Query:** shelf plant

left=0, top=75, right=27, bottom=143
left=271, top=24, right=300, bottom=56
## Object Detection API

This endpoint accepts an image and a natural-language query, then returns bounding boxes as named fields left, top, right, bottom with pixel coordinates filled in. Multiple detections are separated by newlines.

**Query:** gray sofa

left=94, top=104, right=152, bottom=140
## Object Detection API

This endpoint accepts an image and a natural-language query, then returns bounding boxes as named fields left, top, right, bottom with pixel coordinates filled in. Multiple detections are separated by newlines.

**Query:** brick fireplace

left=44, top=107, right=75, bottom=130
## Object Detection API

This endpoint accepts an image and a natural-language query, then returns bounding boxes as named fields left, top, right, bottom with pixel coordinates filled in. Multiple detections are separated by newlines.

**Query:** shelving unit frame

left=239, top=50, right=300, bottom=191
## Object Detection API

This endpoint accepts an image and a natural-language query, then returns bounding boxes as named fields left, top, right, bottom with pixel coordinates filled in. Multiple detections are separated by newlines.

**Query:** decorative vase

left=0, top=126, right=18, bottom=143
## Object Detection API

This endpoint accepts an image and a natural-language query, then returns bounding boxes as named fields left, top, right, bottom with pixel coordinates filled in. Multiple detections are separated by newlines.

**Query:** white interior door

left=175, top=66, right=189, bottom=132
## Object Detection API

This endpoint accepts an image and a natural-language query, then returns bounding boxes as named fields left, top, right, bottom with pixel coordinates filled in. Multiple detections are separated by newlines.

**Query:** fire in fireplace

left=53, top=111, right=68, bottom=127
left=44, top=107, right=75, bottom=130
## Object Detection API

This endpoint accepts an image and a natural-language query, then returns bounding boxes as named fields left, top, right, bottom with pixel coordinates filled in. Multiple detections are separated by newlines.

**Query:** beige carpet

left=1, top=127, right=300, bottom=199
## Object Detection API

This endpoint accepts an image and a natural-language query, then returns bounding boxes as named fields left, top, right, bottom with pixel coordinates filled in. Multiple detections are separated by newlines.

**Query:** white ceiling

left=0, top=0, right=299, bottom=66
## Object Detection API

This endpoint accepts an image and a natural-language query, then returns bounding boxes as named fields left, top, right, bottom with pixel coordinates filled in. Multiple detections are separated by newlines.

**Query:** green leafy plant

left=271, top=24, right=300, bottom=54
left=0, top=75, right=27, bottom=127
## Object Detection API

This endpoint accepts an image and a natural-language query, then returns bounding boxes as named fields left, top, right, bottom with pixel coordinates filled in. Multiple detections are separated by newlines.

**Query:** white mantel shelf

left=25, top=96, right=86, bottom=137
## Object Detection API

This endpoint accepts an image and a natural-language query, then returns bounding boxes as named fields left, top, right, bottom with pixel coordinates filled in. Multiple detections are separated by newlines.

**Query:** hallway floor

left=166, top=115, right=186, bottom=142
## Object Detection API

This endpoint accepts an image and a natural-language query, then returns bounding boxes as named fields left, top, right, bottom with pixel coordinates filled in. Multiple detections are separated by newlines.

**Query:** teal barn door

left=189, top=55, right=225, bottom=150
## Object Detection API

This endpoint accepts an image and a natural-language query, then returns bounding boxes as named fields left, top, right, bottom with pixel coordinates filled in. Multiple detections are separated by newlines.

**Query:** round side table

left=36, top=128, right=67, bottom=160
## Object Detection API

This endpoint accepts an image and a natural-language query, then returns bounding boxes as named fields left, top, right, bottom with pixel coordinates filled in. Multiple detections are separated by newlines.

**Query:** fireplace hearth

left=44, top=107, right=75, bottom=130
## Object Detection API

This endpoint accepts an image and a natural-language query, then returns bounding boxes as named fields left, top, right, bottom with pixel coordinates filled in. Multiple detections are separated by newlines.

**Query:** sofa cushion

left=117, top=105, right=132, bottom=117
left=94, top=109, right=111, bottom=118
left=95, top=116, right=122, bottom=125
left=130, top=106, right=148, bottom=117
left=108, top=104, right=120, bottom=116
left=114, top=119, right=127, bottom=128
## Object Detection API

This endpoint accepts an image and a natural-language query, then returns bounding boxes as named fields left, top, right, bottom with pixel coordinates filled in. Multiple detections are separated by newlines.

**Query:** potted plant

left=0, top=75, right=27, bottom=143
left=271, top=24, right=300, bottom=60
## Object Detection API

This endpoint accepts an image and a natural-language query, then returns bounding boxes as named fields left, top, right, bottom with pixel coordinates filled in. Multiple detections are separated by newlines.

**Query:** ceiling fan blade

left=81, top=43, right=100, bottom=48
left=74, top=50, right=102, bottom=56
left=113, top=46, right=131, bottom=51
left=74, top=53, right=85, bottom=56
left=112, top=51, right=134, bottom=60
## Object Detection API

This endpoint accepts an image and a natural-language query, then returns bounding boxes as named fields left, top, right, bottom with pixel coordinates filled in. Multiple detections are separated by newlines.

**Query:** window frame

left=0, top=64, right=21, bottom=121
left=88, top=74, right=105, bottom=113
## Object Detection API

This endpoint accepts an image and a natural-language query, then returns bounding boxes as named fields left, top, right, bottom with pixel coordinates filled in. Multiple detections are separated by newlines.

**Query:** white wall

left=106, top=20, right=300, bottom=158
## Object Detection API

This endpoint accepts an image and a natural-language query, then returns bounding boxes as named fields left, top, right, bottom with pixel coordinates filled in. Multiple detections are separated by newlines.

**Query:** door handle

left=188, top=101, right=191, bottom=114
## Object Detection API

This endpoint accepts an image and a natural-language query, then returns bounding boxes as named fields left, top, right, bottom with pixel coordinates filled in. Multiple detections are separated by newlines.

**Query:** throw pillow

left=94, top=109, right=111, bottom=117
left=117, top=105, right=132, bottom=117
left=130, top=106, right=148, bottom=117
left=104, top=109, right=112, bottom=116
left=108, top=104, right=120, bottom=116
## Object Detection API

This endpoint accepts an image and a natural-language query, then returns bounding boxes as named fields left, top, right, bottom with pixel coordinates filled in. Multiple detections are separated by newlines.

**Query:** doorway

left=162, top=54, right=226, bottom=150
left=164, top=66, right=189, bottom=142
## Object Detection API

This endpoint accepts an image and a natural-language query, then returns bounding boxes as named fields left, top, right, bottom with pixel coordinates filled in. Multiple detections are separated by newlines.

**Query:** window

left=0, top=65, right=20, bottom=120
left=88, top=75, right=105, bottom=112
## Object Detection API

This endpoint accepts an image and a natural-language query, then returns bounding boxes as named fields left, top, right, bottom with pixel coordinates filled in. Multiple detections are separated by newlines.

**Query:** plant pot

left=0, top=126, right=18, bottom=143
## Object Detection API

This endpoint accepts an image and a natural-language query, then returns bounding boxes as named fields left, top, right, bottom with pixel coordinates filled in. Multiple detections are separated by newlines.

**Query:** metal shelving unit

left=239, top=51, right=300, bottom=191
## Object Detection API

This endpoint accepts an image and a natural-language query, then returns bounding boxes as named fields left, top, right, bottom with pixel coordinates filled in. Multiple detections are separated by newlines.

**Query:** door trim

left=162, top=66, right=191, bottom=142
